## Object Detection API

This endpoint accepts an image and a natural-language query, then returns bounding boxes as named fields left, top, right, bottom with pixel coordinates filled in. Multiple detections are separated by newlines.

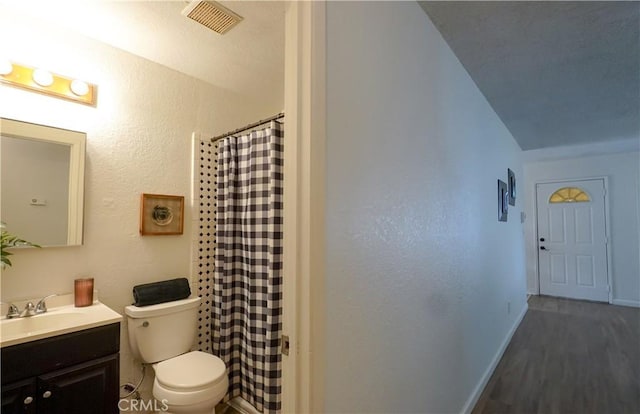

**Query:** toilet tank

left=125, top=297, right=201, bottom=363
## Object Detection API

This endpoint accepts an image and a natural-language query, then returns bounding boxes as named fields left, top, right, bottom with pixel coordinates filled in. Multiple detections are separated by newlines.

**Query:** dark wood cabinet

left=1, top=323, right=120, bottom=414
left=1, top=378, right=37, bottom=414
left=37, top=354, right=118, bottom=414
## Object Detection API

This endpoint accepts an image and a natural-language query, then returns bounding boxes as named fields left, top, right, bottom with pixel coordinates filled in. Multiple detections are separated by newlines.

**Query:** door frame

left=533, top=176, right=613, bottom=304
left=282, top=1, right=326, bottom=413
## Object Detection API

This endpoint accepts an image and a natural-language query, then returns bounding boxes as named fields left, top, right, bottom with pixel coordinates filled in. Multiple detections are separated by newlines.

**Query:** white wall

left=0, top=6, right=281, bottom=397
left=325, top=2, right=527, bottom=413
left=523, top=151, right=640, bottom=307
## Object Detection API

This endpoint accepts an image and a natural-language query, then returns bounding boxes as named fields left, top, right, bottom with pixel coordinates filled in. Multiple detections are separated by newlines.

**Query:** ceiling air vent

left=182, top=1, right=243, bottom=35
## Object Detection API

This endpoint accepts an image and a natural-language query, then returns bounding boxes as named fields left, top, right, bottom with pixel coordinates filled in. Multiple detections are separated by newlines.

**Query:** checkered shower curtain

left=213, top=120, right=283, bottom=413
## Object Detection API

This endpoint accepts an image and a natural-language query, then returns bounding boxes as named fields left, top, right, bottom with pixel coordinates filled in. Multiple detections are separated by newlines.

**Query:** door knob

left=42, top=390, right=52, bottom=398
left=23, top=396, right=33, bottom=405
left=540, top=246, right=547, bottom=250
left=539, top=237, right=545, bottom=242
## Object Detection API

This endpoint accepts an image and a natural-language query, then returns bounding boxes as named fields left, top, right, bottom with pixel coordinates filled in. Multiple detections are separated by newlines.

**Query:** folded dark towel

left=132, top=278, right=191, bottom=307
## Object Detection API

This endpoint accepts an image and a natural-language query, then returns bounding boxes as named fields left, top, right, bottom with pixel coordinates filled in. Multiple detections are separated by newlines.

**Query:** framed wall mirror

left=1, top=118, right=86, bottom=246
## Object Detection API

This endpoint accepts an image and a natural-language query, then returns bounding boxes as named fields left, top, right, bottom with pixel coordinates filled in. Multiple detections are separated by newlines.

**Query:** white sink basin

left=1, top=302, right=122, bottom=347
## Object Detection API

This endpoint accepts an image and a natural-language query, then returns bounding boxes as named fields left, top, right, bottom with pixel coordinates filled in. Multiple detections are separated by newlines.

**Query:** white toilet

left=125, top=297, right=228, bottom=414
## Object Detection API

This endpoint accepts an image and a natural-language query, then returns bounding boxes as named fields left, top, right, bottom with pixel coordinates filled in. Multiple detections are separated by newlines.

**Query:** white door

left=536, top=179, right=609, bottom=302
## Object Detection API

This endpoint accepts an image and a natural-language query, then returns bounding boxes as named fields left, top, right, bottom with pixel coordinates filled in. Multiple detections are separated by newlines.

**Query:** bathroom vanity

left=0, top=299, right=121, bottom=414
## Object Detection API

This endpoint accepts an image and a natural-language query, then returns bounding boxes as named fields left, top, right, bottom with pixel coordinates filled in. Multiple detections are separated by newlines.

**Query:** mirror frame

left=1, top=118, right=86, bottom=245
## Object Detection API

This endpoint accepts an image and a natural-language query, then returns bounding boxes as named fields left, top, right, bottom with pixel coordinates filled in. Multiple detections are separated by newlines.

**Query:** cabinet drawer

left=1, top=323, right=120, bottom=384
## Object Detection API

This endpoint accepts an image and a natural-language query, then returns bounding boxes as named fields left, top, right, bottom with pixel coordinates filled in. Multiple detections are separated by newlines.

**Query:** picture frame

left=140, top=193, right=184, bottom=235
left=508, top=168, right=516, bottom=206
left=498, top=179, right=508, bottom=222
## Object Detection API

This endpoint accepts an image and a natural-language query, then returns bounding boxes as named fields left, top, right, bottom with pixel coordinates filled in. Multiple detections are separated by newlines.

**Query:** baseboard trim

left=612, top=299, right=640, bottom=308
left=460, top=303, right=529, bottom=414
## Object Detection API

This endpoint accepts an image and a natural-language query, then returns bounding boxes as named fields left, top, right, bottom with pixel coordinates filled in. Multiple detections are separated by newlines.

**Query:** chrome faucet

left=5, top=294, right=58, bottom=318
left=35, top=294, right=57, bottom=314
left=20, top=302, right=37, bottom=317
left=2, top=302, right=20, bottom=319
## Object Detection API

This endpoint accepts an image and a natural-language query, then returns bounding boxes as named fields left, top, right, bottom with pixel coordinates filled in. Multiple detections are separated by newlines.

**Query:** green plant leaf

left=1, top=222, right=41, bottom=267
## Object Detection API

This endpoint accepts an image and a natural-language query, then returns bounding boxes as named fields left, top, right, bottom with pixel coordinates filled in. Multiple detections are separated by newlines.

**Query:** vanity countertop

left=0, top=295, right=122, bottom=348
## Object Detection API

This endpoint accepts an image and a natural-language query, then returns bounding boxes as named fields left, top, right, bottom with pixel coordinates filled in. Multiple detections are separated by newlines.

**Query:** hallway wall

left=325, top=2, right=527, bottom=412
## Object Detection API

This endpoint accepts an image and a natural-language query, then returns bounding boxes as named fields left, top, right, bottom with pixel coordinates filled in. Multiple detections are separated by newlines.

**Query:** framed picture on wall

left=508, top=168, right=516, bottom=206
left=140, top=193, right=184, bottom=235
left=498, top=179, right=508, bottom=222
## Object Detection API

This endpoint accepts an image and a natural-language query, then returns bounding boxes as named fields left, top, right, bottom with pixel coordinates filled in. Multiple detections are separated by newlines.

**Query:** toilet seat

left=155, top=351, right=226, bottom=391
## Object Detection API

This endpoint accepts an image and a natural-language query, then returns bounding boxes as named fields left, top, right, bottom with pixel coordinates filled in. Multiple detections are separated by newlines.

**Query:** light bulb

left=70, top=79, right=89, bottom=96
left=0, top=60, right=12, bottom=76
left=33, top=68, right=54, bottom=86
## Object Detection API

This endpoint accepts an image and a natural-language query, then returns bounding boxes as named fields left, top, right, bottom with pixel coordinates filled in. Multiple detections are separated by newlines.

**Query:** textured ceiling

left=419, top=1, right=640, bottom=150
left=1, top=1, right=284, bottom=102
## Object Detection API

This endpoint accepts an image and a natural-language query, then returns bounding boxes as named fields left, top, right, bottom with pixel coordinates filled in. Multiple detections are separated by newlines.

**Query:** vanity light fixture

left=70, top=79, right=90, bottom=97
left=0, top=60, right=12, bottom=76
left=0, top=61, right=97, bottom=106
left=32, top=68, right=54, bottom=87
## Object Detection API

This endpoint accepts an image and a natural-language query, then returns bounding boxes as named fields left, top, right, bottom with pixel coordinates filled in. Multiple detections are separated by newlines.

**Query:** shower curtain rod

left=211, top=112, right=284, bottom=143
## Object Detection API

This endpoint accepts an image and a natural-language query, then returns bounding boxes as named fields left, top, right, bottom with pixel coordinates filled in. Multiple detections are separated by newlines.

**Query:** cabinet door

left=37, top=354, right=119, bottom=414
left=1, top=378, right=37, bottom=414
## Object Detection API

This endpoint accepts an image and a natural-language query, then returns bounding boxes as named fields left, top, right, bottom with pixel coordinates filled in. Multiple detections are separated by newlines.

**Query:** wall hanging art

left=508, top=168, right=516, bottom=206
left=140, top=193, right=184, bottom=235
left=498, top=179, right=508, bottom=222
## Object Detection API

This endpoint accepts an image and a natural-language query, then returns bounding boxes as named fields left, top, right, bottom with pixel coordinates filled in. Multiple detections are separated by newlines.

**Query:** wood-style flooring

left=473, top=295, right=640, bottom=414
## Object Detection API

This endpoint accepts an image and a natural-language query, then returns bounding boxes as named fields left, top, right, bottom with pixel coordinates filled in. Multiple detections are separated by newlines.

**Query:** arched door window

left=549, top=187, right=591, bottom=203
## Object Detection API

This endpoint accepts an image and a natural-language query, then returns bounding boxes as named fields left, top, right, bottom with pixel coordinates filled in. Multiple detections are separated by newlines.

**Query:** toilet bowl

left=124, top=297, right=229, bottom=414
left=153, top=351, right=229, bottom=413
